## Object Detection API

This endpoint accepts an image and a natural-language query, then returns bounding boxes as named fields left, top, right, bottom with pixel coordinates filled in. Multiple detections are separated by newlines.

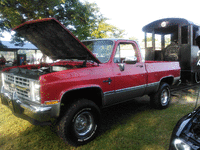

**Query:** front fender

left=59, top=84, right=103, bottom=101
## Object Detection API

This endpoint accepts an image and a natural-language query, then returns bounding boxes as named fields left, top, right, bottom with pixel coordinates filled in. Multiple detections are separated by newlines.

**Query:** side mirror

left=124, top=56, right=137, bottom=64
left=118, top=63, right=125, bottom=71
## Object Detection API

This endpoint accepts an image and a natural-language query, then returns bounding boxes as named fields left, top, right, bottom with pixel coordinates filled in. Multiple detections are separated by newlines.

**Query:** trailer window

left=193, top=27, right=200, bottom=46
left=181, top=26, right=188, bottom=44
left=165, top=34, right=171, bottom=47
left=155, top=35, right=161, bottom=50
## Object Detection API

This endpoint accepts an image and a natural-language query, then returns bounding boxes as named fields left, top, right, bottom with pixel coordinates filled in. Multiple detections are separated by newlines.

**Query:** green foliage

left=0, top=0, right=62, bottom=28
left=129, top=36, right=138, bottom=41
left=0, top=0, right=125, bottom=46
left=142, top=36, right=158, bottom=42
left=91, top=17, right=125, bottom=39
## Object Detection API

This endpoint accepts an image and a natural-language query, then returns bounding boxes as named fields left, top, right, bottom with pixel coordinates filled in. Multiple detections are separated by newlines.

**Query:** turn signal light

left=45, top=100, right=59, bottom=105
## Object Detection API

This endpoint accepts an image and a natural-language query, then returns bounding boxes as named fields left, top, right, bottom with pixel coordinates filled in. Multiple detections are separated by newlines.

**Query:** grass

left=0, top=87, right=200, bottom=150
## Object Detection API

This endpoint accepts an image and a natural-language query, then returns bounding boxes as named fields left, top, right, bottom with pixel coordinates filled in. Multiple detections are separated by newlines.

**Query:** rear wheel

left=150, top=82, right=171, bottom=109
left=56, top=99, right=101, bottom=146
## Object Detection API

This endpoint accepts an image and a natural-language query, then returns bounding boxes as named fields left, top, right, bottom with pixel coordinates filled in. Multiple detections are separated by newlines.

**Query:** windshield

left=82, top=40, right=114, bottom=63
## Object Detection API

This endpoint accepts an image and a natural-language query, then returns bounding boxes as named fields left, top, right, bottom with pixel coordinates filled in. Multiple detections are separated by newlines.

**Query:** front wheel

left=56, top=99, right=101, bottom=146
left=150, top=82, right=171, bottom=109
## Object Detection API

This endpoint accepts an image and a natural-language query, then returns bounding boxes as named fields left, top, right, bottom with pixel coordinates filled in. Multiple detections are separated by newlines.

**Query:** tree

left=91, top=17, right=125, bottom=39
left=129, top=36, right=138, bottom=41
left=142, top=36, right=158, bottom=42
left=0, top=0, right=125, bottom=46
left=0, top=18, right=7, bottom=48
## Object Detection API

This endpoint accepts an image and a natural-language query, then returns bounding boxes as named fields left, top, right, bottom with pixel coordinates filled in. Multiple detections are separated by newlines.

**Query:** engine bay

left=190, top=113, right=200, bottom=141
left=4, top=61, right=87, bottom=79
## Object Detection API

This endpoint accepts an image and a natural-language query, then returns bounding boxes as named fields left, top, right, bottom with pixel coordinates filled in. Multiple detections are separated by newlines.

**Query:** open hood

left=13, top=18, right=100, bottom=64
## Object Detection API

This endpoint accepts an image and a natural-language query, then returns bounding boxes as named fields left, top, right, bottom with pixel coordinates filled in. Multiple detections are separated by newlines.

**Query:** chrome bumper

left=0, top=86, right=60, bottom=125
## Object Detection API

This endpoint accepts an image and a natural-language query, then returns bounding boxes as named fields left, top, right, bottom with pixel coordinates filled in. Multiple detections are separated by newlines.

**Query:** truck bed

left=145, top=61, right=180, bottom=84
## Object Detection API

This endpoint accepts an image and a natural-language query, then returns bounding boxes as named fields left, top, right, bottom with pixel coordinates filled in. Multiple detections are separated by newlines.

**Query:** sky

left=83, top=0, right=200, bottom=42
left=1, top=0, right=200, bottom=42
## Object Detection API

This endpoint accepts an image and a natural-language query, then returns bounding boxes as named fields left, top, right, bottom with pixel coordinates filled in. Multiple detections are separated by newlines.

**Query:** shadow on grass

left=0, top=124, right=71, bottom=150
left=1, top=96, right=152, bottom=150
left=99, top=96, right=151, bottom=135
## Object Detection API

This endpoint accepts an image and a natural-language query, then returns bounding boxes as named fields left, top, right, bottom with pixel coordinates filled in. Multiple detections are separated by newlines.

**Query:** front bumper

left=0, top=87, right=60, bottom=125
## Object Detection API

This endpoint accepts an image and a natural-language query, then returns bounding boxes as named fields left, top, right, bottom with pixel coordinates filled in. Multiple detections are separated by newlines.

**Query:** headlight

left=1, top=73, right=5, bottom=86
left=174, top=139, right=191, bottom=150
left=1, top=73, right=9, bottom=92
left=30, top=80, right=41, bottom=103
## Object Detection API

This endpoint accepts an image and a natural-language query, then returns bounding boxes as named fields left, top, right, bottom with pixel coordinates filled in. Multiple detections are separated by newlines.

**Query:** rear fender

left=147, top=76, right=174, bottom=96
left=160, top=76, right=174, bottom=86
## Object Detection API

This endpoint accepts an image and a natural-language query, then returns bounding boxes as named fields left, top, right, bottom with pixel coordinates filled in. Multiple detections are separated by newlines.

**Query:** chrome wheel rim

left=161, top=88, right=169, bottom=106
left=74, top=111, right=94, bottom=136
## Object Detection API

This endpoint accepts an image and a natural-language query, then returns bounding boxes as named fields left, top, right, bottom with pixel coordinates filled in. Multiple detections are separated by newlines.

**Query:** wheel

left=56, top=99, right=101, bottom=146
left=150, top=82, right=171, bottom=109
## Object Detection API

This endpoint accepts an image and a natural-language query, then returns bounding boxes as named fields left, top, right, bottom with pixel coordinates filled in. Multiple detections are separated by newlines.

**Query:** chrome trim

left=2, top=73, right=40, bottom=102
left=104, top=90, right=114, bottom=95
left=0, top=90, right=60, bottom=122
left=20, top=102, right=51, bottom=112
left=104, top=76, right=179, bottom=106
left=104, top=84, right=146, bottom=106
left=115, top=84, right=146, bottom=93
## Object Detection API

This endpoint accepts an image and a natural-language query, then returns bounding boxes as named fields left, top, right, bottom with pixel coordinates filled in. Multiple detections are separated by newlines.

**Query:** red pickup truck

left=0, top=18, right=180, bottom=146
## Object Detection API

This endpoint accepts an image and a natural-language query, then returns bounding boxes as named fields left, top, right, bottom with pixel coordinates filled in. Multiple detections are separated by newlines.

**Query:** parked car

left=169, top=101, right=200, bottom=149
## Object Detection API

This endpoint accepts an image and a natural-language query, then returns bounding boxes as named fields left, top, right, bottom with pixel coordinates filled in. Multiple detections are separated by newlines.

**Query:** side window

left=114, top=43, right=137, bottom=63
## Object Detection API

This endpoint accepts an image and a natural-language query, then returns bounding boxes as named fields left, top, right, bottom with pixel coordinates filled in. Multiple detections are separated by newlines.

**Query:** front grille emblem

left=10, top=83, right=15, bottom=88
left=16, top=86, right=28, bottom=91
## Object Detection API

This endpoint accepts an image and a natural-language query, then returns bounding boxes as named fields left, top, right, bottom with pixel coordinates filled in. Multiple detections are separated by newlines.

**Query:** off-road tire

left=150, top=82, right=171, bottom=109
left=56, top=99, right=101, bottom=146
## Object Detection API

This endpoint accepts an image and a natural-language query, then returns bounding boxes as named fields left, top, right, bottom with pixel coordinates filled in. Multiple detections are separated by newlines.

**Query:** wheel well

left=59, top=87, right=103, bottom=118
left=160, top=77, right=174, bottom=86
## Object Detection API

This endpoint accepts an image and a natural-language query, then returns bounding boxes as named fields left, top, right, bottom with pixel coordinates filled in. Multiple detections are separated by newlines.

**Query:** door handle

left=103, top=78, right=112, bottom=85
left=136, top=65, right=143, bottom=68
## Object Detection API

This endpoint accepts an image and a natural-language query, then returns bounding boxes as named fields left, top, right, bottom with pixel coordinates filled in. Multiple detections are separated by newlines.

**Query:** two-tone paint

left=0, top=18, right=181, bottom=125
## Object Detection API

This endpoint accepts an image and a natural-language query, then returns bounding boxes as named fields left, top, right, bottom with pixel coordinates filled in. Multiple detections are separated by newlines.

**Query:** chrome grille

left=4, top=81, right=15, bottom=93
left=16, top=88, right=29, bottom=100
left=5, top=74, right=14, bottom=83
left=15, top=76, right=30, bottom=87
left=4, top=73, right=31, bottom=100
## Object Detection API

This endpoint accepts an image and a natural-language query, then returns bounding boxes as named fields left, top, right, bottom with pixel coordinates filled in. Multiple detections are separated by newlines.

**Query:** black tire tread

left=56, top=99, right=101, bottom=146
left=150, top=82, right=171, bottom=109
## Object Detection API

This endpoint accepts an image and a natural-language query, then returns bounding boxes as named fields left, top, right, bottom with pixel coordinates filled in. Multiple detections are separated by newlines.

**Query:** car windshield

left=82, top=40, right=114, bottom=63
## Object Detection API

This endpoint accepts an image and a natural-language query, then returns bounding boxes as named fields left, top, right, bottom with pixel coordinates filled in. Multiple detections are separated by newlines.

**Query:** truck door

left=113, top=42, right=147, bottom=103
